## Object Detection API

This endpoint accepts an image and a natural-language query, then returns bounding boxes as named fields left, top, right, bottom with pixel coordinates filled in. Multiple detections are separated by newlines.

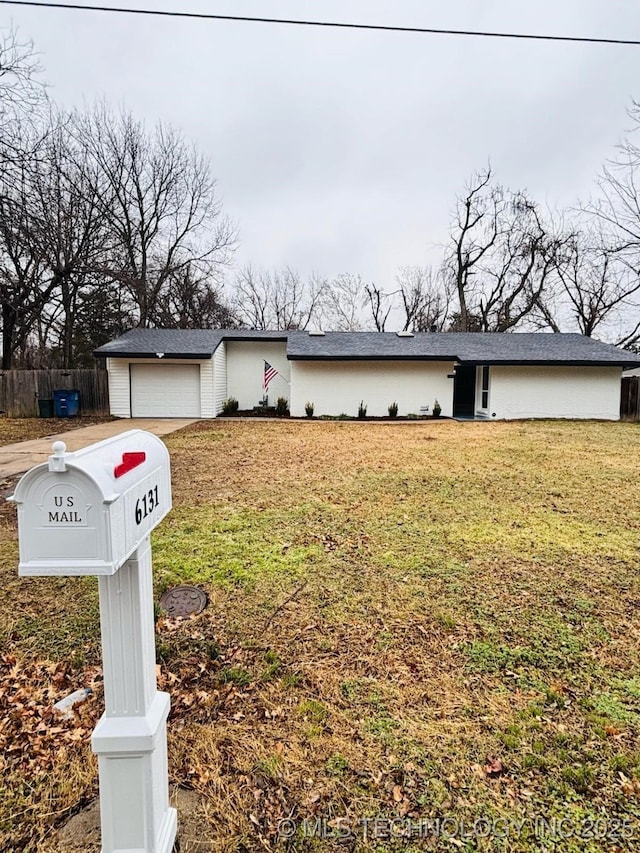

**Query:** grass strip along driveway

left=1, top=419, right=640, bottom=851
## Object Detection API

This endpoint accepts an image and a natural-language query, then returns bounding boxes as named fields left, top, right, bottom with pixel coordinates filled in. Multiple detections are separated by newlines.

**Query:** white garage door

left=130, top=363, right=201, bottom=418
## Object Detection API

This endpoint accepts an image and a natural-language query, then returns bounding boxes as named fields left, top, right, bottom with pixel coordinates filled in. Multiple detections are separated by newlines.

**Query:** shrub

left=388, top=401, right=398, bottom=418
left=358, top=401, right=367, bottom=419
left=432, top=399, right=442, bottom=417
left=275, top=396, right=289, bottom=416
left=305, top=401, right=314, bottom=418
left=222, top=397, right=239, bottom=415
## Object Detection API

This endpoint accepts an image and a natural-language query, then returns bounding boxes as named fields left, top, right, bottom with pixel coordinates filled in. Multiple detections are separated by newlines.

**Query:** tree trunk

left=2, top=300, right=17, bottom=368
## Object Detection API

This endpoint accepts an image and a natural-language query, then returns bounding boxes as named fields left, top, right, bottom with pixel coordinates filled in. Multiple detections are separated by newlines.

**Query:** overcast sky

left=3, top=0, right=640, bottom=290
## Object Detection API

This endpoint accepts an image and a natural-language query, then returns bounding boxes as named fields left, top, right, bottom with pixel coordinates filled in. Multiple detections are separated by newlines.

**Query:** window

left=481, top=365, right=490, bottom=409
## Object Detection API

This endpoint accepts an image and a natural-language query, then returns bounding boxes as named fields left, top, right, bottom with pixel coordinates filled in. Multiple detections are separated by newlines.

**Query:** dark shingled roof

left=94, top=329, right=288, bottom=359
left=287, top=331, right=640, bottom=367
left=95, top=329, right=640, bottom=368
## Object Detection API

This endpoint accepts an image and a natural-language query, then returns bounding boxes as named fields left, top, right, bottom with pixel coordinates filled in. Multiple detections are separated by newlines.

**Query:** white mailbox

left=11, top=429, right=178, bottom=853
left=10, top=429, right=171, bottom=577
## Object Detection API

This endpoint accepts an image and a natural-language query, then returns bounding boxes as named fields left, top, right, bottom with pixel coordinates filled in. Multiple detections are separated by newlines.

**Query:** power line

left=0, top=0, right=639, bottom=47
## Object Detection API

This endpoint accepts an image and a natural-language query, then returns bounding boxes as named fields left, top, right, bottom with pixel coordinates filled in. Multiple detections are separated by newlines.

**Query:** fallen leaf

left=484, top=756, right=503, bottom=777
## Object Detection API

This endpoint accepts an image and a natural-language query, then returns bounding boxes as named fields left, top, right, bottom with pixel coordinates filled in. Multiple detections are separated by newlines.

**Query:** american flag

left=263, top=360, right=279, bottom=391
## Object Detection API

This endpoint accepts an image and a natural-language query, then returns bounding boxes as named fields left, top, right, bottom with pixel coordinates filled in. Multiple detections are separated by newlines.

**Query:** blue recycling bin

left=53, top=389, right=80, bottom=418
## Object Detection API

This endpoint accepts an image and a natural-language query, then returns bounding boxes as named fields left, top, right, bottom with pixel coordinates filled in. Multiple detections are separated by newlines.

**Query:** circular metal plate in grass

left=159, top=585, right=207, bottom=617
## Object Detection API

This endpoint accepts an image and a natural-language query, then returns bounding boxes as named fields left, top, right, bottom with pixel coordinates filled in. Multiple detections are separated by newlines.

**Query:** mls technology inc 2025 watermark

left=276, top=814, right=636, bottom=843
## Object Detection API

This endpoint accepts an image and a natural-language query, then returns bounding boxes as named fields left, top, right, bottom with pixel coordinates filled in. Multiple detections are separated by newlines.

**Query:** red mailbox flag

left=114, top=452, right=146, bottom=478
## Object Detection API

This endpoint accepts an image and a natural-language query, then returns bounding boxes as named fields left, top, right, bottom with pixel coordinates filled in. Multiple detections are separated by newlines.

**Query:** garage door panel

left=131, top=364, right=201, bottom=418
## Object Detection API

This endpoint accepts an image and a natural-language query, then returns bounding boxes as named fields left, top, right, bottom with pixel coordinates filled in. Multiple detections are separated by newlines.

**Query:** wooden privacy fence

left=621, top=376, right=640, bottom=420
left=0, top=369, right=110, bottom=417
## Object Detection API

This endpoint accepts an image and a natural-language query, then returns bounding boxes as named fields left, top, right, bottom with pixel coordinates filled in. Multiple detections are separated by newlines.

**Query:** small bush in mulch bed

left=275, top=397, right=289, bottom=417
left=220, top=411, right=441, bottom=420
left=222, top=397, right=239, bottom=415
left=317, top=414, right=437, bottom=421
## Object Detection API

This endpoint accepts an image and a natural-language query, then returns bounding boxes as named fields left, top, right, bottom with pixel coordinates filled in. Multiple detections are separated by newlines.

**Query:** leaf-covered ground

left=0, top=416, right=113, bottom=446
left=2, top=419, right=640, bottom=851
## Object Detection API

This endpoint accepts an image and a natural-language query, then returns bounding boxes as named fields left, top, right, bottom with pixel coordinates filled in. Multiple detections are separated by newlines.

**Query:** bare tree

left=319, top=273, right=366, bottom=330
left=590, top=101, right=640, bottom=264
left=0, top=147, right=61, bottom=367
left=0, top=28, right=46, bottom=175
left=0, top=29, right=44, bottom=115
left=445, top=168, right=498, bottom=331
left=364, top=282, right=394, bottom=331
left=478, top=197, right=563, bottom=332
left=532, top=224, right=640, bottom=344
left=444, top=168, right=563, bottom=332
left=560, top=238, right=639, bottom=338
left=582, top=101, right=640, bottom=344
left=0, top=44, right=239, bottom=364
left=232, top=266, right=324, bottom=329
left=74, top=103, right=235, bottom=327
left=70, top=283, right=131, bottom=366
left=155, top=263, right=235, bottom=329
left=25, top=110, right=111, bottom=366
left=396, top=266, right=452, bottom=331
left=0, top=28, right=50, bottom=366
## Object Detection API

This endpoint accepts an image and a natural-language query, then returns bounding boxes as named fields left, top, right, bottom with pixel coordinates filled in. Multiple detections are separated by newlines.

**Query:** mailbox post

left=10, top=430, right=177, bottom=853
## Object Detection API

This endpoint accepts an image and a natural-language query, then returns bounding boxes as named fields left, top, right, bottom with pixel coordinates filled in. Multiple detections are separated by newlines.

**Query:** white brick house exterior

left=95, top=330, right=639, bottom=421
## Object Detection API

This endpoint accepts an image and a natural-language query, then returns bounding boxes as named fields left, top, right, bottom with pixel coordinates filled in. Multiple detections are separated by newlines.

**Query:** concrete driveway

left=0, top=419, right=199, bottom=479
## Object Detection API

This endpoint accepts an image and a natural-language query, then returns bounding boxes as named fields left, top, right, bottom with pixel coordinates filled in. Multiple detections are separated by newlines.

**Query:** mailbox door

left=17, top=469, right=113, bottom=575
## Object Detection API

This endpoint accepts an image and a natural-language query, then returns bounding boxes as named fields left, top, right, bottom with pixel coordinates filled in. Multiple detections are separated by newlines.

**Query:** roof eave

left=461, top=359, right=631, bottom=368
left=287, top=354, right=458, bottom=361
left=93, top=351, right=212, bottom=360
left=224, top=334, right=289, bottom=343
left=288, top=355, right=633, bottom=366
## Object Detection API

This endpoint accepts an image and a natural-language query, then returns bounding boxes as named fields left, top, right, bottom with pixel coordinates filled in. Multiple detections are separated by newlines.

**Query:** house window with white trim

left=480, top=365, right=490, bottom=410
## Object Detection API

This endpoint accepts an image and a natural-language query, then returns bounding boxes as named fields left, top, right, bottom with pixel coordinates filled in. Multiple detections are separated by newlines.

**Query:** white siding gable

left=214, top=342, right=227, bottom=414
left=199, top=359, right=215, bottom=418
left=106, top=358, right=131, bottom=418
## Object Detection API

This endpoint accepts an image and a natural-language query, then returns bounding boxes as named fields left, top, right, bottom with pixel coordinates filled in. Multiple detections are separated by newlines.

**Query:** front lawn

left=0, top=416, right=113, bottom=447
left=2, top=420, right=640, bottom=851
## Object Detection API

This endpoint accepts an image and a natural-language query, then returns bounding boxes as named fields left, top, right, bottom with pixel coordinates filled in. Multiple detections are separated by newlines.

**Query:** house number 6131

left=135, top=486, right=159, bottom=525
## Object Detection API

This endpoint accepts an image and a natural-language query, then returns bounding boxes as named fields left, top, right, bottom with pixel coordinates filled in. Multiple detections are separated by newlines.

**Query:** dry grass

left=2, top=419, right=640, bottom=851
left=0, top=416, right=113, bottom=447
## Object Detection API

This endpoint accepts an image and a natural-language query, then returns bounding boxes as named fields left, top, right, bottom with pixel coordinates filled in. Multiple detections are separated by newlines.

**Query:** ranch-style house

left=94, top=329, right=640, bottom=421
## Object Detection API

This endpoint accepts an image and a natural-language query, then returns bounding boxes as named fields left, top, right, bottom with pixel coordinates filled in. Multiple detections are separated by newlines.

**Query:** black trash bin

left=37, top=398, right=54, bottom=418
left=53, top=389, right=80, bottom=418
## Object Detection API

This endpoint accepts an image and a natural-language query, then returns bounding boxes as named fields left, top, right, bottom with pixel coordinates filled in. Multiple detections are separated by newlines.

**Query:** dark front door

left=453, top=366, right=476, bottom=418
